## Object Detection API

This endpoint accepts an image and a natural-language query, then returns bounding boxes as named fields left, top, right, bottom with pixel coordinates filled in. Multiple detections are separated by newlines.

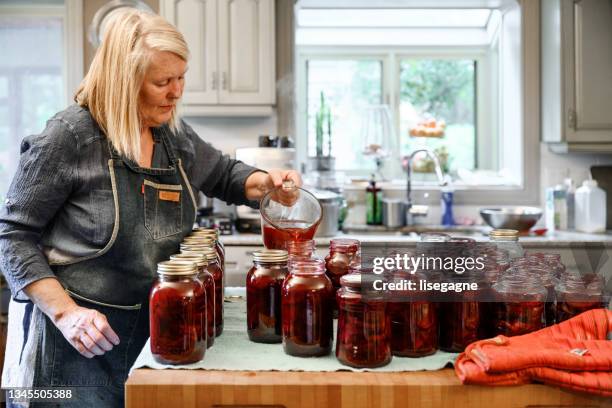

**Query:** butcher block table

left=125, top=368, right=611, bottom=408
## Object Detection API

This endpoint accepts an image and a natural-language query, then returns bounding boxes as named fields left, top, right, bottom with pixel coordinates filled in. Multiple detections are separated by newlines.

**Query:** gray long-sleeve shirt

left=0, top=104, right=260, bottom=300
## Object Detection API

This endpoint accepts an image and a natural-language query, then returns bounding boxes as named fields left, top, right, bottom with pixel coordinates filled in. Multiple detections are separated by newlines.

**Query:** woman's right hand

left=53, top=305, right=121, bottom=358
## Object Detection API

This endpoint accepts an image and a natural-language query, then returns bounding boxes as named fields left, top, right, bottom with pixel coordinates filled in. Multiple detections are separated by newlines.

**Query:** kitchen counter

left=125, top=368, right=609, bottom=407
left=219, top=230, right=612, bottom=247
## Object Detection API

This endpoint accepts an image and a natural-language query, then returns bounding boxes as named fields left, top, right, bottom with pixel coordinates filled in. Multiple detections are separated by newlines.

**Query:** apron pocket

left=143, top=179, right=183, bottom=240
left=90, top=189, right=115, bottom=246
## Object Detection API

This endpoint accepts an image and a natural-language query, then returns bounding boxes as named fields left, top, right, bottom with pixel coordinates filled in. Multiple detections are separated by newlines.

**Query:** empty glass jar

left=247, top=249, right=289, bottom=343
left=281, top=259, right=333, bottom=357
left=150, top=260, right=206, bottom=365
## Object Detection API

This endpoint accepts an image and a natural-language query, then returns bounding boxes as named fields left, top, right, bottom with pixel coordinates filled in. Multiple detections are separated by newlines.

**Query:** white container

left=575, top=180, right=607, bottom=233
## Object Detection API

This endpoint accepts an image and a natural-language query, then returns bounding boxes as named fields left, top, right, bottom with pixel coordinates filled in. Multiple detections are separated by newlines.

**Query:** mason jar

left=282, top=259, right=333, bottom=357
left=149, top=260, right=206, bottom=364
left=246, top=249, right=289, bottom=343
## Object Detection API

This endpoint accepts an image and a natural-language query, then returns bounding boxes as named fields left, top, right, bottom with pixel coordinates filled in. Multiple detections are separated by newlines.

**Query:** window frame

left=297, top=46, right=491, bottom=178
left=295, top=1, right=541, bottom=206
left=0, top=0, right=83, bottom=108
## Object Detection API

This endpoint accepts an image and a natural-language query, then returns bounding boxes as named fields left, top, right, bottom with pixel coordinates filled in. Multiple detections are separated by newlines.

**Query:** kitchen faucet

left=404, top=148, right=448, bottom=225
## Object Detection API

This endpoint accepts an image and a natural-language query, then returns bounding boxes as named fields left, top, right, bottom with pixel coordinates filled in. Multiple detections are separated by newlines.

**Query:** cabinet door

left=161, top=0, right=218, bottom=104
left=217, top=0, right=275, bottom=105
left=563, top=0, right=612, bottom=143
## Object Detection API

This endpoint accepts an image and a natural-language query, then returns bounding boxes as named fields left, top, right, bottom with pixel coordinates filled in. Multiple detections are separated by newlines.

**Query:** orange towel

left=455, top=309, right=612, bottom=397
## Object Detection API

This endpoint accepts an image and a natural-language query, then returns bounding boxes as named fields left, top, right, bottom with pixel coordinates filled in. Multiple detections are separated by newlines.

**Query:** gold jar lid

left=180, top=242, right=214, bottom=253
left=191, top=228, right=218, bottom=239
left=183, top=235, right=215, bottom=245
left=181, top=247, right=217, bottom=262
left=489, top=229, right=519, bottom=241
left=157, top=260, right=198, bottom=276
left=170, top=253, right=206, bottom=268
left=252, top=249, right=288, bottom=263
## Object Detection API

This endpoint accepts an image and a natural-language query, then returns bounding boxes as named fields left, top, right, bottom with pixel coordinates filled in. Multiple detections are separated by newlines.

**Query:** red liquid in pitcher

left=262, top=220, right=318, bottom=250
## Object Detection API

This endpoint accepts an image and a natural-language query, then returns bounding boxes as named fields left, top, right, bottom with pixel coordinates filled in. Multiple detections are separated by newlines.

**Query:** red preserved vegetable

left=325, top=239, right=360, bottom=314
left=438, top=275, right=484, bottom=352
left=556, top=273, right=605, bottom=322
left=492, top=270, right=546, bottom=337
left=336, top=273, right=391, bottom=368
left=150, top=260, right=206, bottom=364
left=388, top=273, right=438, bottom=357
left=247, top=250, right=289, bottom=343
left=170, top=252, right=215, bottom=348
left=182, top=246, right=224, bottom=337
left=282, top=259, right=333, bottom=357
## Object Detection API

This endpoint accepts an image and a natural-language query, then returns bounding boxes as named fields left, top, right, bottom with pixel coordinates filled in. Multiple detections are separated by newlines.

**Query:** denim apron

left=13, top=128, right=197, bottom=407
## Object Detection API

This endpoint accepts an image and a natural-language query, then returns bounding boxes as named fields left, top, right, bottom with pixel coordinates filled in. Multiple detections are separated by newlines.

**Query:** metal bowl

left=479, top=207, right=543, bottom=232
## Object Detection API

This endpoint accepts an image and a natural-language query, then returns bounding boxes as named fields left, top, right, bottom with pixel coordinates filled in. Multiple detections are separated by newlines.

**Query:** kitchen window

left=0, top=0, right=82, bottom=199
left=295, top=0, right=540, bottom=205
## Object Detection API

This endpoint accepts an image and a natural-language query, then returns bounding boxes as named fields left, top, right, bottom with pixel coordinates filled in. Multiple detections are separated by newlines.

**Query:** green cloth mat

left=131, top=297, right=458, bottom=374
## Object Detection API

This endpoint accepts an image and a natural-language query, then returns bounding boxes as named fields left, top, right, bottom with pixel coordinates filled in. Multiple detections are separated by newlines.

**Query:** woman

left=0, top=10, right=300, bottom=407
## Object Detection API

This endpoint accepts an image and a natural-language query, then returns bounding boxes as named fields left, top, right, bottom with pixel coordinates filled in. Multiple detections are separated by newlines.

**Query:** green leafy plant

left=315, top=91, right=332, bottom=157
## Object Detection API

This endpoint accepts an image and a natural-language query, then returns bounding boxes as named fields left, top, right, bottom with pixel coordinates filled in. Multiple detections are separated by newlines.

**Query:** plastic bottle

left=563, top=177, right=575, bottom=230
left=440, top=179, right=455, bottom=227
left=575, top=179, right=606, bottom=233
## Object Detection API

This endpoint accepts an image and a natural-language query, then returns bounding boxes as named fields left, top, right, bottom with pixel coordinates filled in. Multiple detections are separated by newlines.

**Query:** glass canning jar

left=149, top=260, right=206, bottom=365
left=190, top=228, right=225, bottom=269
left=246, top=249, right=289, bottom=343
left=182, top=246, right=224, bottom=337
left=512, top=256, right=557, bottom=326
left=438, top=273, right=485, bottom=352
left=336, top=273, right=391, bottom=368
left=281, top=259, right=333, bottom=357
left=325, top=238, right=360, bottom=291
left=286, top=239, right=317, bottom=266
left=492, top=269, right=547, bottom=337
left=489, top=229, right=524, bottom=259
left=170, top=253, right=215, bottom=348
left=556, top=273, right=605, bottom=322
left=388, top=272, right=438, bottom=357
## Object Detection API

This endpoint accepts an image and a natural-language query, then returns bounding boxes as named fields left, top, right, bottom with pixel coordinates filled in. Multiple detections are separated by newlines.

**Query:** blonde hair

left=75, top=9, right=189, bottom=162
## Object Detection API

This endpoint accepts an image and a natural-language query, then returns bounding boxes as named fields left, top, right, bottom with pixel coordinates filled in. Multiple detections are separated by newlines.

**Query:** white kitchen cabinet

left=160, top=0, right=275, bottom=116
left=541, top=0, right=612, bottom=152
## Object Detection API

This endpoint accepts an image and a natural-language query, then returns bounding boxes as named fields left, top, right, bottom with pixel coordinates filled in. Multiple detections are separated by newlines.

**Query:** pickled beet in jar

left=556, top=273, right=605, bottom=322
left=438, top=274, right=484, bottom=352
left=325, top=238, right=360, bottom=289
left=182, top=246, right=224, bottom=337
left=171, top=252, right=215, bottom=348
left=247, top=250, right=289, bottom=343
left=511, top=256, right=557, bottom=326
left=282, top=259, right=333, bottom=357
left=150, top=260, right=206, bottom=365
left=388, top=272, right=438, bottom=357
left=336, top=274, right=391, bottom=368
left=492, top=271, right=546, bottom=337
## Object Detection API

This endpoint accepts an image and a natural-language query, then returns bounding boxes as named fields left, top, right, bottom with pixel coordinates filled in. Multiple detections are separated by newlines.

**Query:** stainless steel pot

left=313, top=190, right=344, bottom=237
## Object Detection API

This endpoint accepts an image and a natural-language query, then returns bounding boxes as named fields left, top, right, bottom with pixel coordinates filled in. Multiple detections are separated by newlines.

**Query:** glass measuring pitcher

left=260, top=180, right=322, bottom=250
